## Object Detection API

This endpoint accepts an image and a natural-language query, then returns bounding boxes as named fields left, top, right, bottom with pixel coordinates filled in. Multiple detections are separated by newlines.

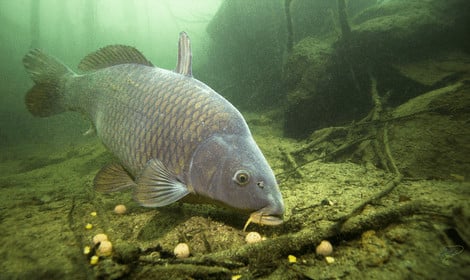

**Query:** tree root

left=165, top=200, right=425, bottom=274
left=287, top=74, right=402, bottom=177
left=141, top=176, right=427, bottom=275
left=284, top=0, right=294, bottom=54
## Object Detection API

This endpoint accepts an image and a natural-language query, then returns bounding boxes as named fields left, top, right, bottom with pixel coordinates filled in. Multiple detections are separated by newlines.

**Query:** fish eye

left=233, top=170, right=250, bottom=186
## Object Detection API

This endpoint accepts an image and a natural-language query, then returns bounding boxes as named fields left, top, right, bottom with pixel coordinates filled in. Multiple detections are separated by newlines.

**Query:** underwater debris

left=450, top=174, right=465, bottom=182
left=439, top=245, right=464, bottom=265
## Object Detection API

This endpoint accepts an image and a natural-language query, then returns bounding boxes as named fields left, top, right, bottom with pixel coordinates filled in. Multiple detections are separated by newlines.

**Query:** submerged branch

left=285, top=0, right=294, bottom=54
left=167, top=179, right=428, bottom=273
left=337, top=0, right=351, bottom=41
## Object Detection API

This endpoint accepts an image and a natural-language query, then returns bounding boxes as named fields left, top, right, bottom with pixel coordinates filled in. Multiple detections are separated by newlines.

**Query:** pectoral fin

left=94, top=163, right=136, bottom=193
left=83, top=125, right=96, bottom=136
left=134, top=159, right=189, bottom=207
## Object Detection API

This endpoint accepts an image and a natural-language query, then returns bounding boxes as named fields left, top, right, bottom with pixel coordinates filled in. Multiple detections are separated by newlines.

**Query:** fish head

left=189, top=134, right=285, bottom=228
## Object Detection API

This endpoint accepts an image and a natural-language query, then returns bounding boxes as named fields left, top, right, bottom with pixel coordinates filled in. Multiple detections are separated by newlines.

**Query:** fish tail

left=22, top=49, right=73, bottom=117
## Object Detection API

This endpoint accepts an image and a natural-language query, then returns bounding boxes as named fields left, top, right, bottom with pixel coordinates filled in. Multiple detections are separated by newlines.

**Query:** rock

left=93, top=258, right=130, bottom=279
left=389, top=81, right=470, bottom=179
left=283, top=0, right=470, bottom=138
left=112, top=241, right=141, bottom=264
left=360, top=230, right=390, bottom=267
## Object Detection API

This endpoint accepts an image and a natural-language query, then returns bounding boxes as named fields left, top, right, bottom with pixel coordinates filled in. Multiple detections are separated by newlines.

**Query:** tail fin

left=22, top=49, right=72, bottom=117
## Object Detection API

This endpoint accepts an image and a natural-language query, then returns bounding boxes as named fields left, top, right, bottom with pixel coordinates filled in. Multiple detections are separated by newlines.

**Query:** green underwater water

left=1, top=0, right=470, bottom=279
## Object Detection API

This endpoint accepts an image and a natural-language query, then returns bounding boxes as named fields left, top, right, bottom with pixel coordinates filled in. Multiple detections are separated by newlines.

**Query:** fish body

left=67, top=64, right=243, bottom=177
left=22, top=32, right=284, bottom=228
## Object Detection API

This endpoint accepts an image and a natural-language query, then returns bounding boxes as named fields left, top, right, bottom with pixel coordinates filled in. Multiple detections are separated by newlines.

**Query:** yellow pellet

left=90, top=255, right=99, bottom=265
left=288, top=255, right=297, bottom=263
left=83, top=246, right=91, bottom=255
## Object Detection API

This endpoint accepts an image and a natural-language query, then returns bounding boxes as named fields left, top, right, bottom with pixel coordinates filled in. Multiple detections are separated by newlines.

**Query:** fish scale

left=70, top=64, right=244, bottom=177
left=22, top=32, right=285, bottom=229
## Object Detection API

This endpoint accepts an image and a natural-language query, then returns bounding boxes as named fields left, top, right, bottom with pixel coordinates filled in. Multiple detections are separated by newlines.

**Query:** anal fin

left=134, top=159, right=190, bottom=207
left=94, top=163, right=136, bottom=193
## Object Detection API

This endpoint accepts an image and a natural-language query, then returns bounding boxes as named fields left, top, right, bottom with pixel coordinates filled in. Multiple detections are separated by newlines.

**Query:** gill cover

left=188, top=133, right=284, bottom=220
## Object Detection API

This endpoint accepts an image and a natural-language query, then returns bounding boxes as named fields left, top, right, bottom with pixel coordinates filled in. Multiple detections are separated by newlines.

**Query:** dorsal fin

left=175, top=32, right=192, bottom=76
left=78, top=45, right=154, bottom=72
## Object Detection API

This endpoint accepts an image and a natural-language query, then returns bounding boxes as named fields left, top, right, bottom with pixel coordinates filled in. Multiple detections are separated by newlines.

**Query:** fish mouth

left=243, top=209, right=284, bottom=231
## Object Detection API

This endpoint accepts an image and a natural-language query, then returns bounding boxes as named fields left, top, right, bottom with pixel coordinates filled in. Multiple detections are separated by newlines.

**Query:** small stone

left=40, top=195, right=52, bottom=204
left=113, top=241, right=141, bottom=264
left=321, top=198, right=334, bottom=206
left=360, top=230, right=390, bottom=267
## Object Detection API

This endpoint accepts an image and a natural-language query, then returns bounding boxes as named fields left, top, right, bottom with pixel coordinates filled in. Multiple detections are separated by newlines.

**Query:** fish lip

left=243, top=207, right=284, bottom=231
left=250, top=211, right=284, bottom=226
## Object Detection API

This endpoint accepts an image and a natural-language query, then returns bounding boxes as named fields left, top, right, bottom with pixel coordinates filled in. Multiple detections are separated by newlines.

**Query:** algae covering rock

left=202, top=0, right=378, bottom=113
left=283, top=35, right=372, bottom=138
left=289, top=77, right=470, bottom=181
left=388, top=80, right=470, bottom=179
left=204, top=0, right=286, bottom=110
left=284, top=8, right=470, bottom=178
left=283, top=0, right=470, bottom=138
